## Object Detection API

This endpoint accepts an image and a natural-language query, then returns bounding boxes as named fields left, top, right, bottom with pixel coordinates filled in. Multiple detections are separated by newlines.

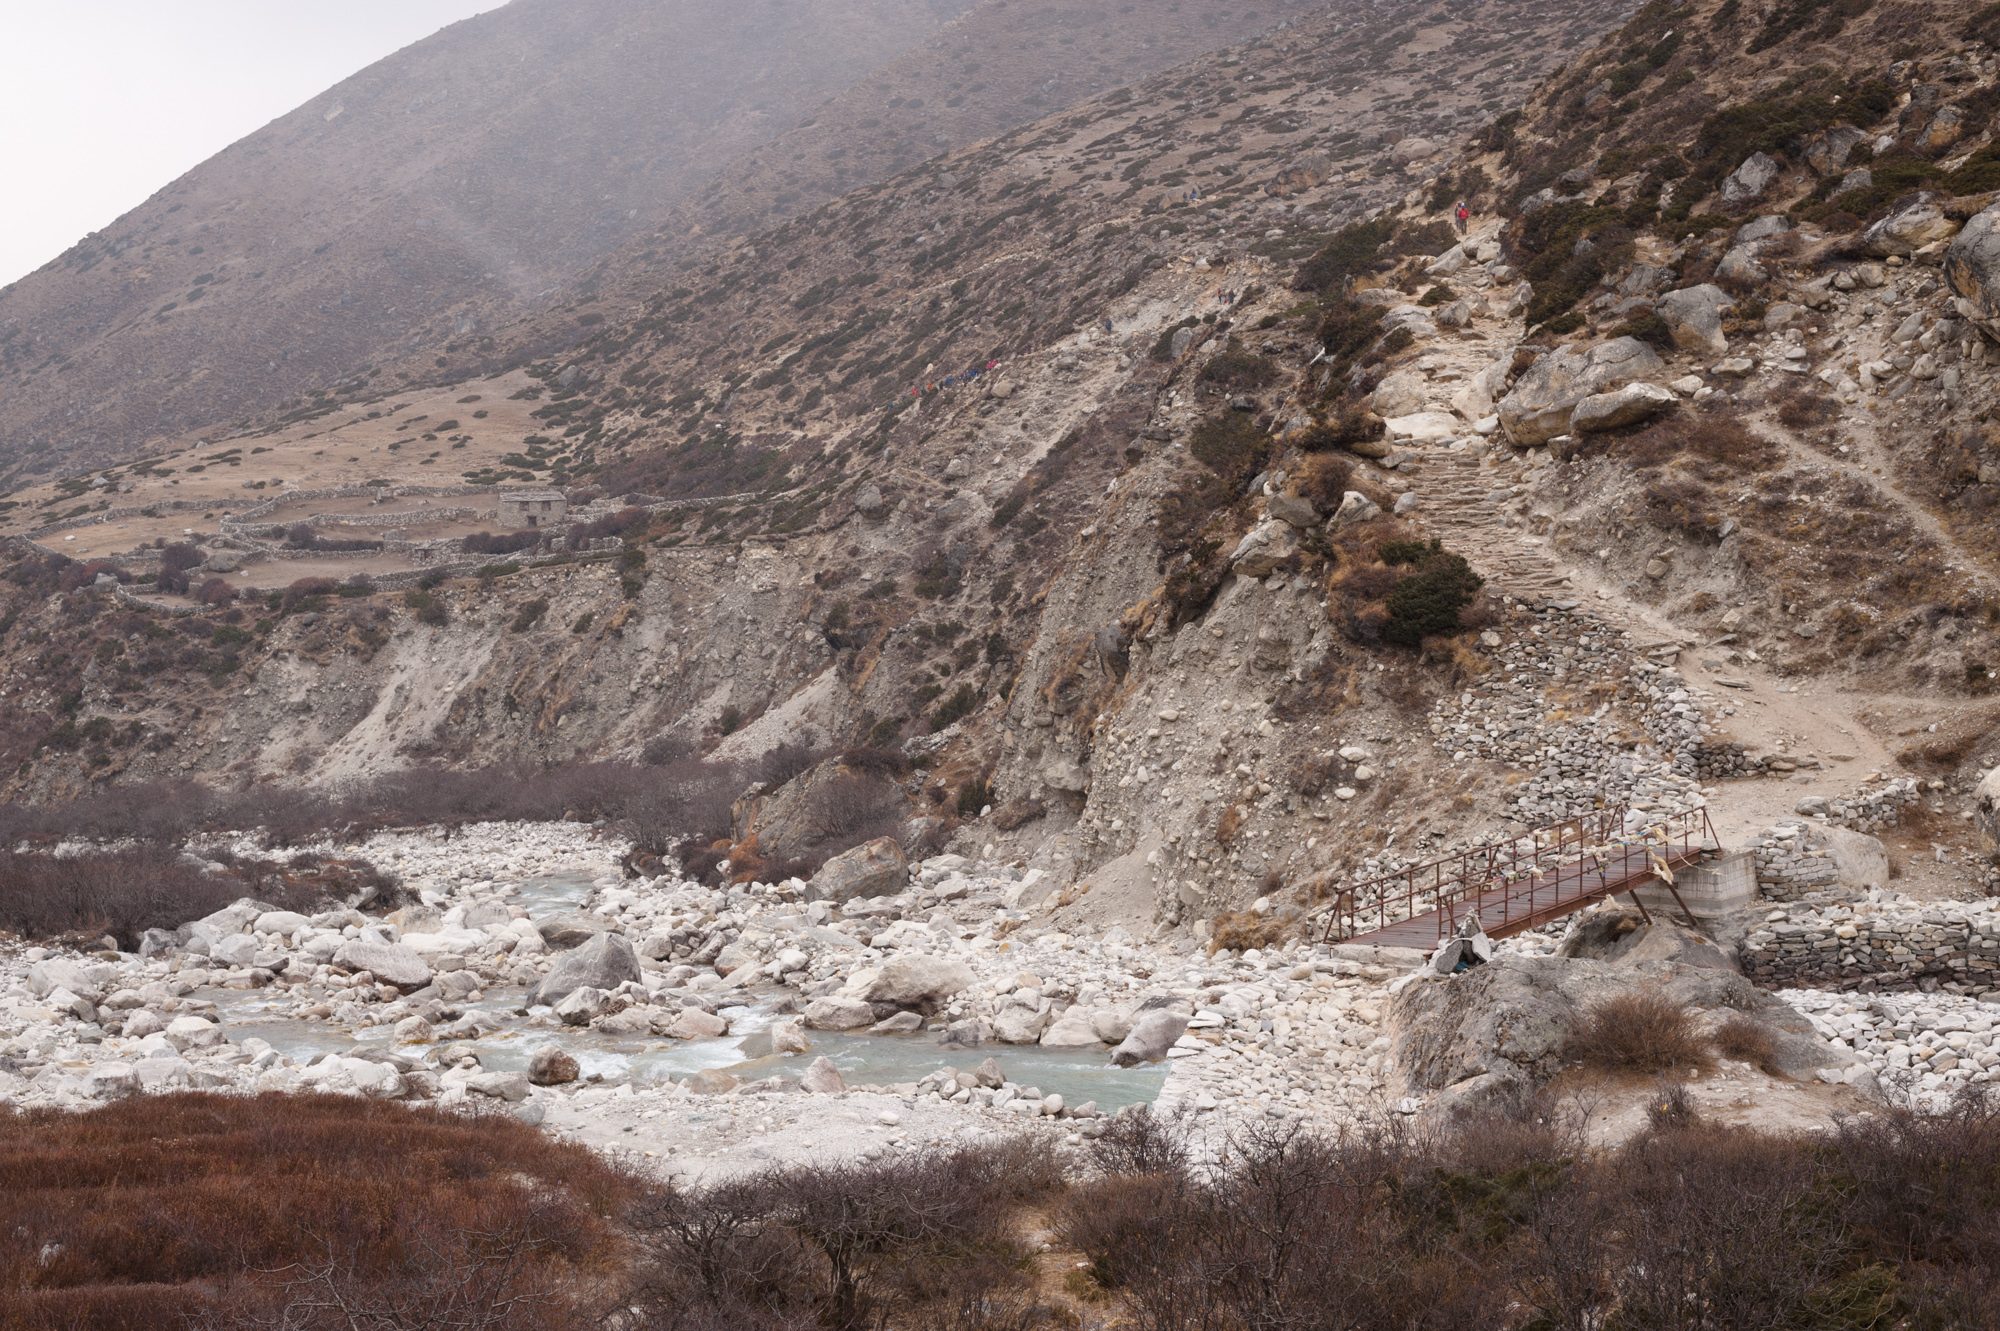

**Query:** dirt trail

left=1375, top=248, right=1962, bottom=850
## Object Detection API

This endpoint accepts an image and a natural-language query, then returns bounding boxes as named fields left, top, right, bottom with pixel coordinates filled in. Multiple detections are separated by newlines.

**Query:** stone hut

left=496, top=489, right=567, bottom=530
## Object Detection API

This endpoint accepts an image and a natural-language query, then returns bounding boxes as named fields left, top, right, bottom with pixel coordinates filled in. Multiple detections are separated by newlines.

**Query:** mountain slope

left=0, top=0, right=1324, bottom=484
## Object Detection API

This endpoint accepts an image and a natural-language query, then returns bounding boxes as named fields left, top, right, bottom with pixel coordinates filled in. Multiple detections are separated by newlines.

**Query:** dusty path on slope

left=1364, top=244, right=1972, bottom=851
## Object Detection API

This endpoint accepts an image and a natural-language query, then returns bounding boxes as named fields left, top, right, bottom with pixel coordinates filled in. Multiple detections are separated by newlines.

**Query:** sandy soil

left=5, top=368, right=547, bottom=559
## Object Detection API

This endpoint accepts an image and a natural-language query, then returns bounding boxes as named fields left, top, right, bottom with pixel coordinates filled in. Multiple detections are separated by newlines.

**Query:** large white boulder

left=1498, top=337, right=1665, bottom=446
left=531, top=931, right=638, bottom=1006
left=332, top=939, right=434, bottom=992
left=863, top=955, right=974, bottom=1008
left=1110, top=1009, right=1191, bottom=1066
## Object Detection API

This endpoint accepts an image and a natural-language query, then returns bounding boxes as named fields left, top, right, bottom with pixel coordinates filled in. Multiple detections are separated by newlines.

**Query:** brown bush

left=1565, top=991, right=1712, bottom=1074
left=1208, top=908, right=1284, bottom=953
left=1293, top=452, right=1355, bottom=510
left=0, top=846, right=334, bottom=947
left=0, top=1093, right=632, bottom=1331
left=1712, top=1013, right=1785, bottom=1075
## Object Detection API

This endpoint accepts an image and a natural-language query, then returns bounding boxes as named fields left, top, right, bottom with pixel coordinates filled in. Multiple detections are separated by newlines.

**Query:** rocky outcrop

left=1497, top=337, right=1665, bottom=445
left=1388, top=932, right=1866, bottom=1113
left=1863, top=194, right=1959, bottom=257
left=1946, top=202, right=2000, bottom=341
left=1655, top=284, right=1734, bottom=356
left=1720, top=151, right=1780, bottom=207
left=806, top=838, right=908, bottom=904
left=1570, top=382, right=1675, bottom=433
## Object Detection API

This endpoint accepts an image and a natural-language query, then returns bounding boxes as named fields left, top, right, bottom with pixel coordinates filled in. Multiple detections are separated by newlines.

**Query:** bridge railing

left=1316, top=805, right=1718, bottom=946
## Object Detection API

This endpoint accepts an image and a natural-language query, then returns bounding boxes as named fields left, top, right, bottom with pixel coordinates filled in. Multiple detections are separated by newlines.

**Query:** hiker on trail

left=1453, top=200, right=1471, bottom=234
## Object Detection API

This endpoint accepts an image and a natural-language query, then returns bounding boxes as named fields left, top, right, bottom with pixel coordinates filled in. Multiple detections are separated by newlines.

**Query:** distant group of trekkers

left=910, top=359, right=1002, bottom=399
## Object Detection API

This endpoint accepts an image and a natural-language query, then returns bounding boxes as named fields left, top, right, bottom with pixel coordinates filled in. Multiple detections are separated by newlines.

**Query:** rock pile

left=1780, top=987, right=2000, bottom=1109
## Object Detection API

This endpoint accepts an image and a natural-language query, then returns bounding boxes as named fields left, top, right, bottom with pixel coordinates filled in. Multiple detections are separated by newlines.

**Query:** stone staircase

left=1401, top=443, right=1678, bottom=653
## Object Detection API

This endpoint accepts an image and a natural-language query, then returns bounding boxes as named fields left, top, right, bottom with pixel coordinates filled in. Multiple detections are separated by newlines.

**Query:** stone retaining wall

left=1742, top=897, right=2000, bottom=995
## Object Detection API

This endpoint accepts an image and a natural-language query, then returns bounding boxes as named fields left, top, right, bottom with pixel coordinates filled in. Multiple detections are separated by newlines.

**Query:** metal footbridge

left=1317, top=806, right=1719, bottom=950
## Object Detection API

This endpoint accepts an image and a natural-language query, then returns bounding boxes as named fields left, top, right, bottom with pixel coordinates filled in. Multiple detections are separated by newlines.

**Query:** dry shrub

left=1619, top=403, right=1783, bottom=477
left=1209, top=909, right=1284, bottom=953
left=1213, top=803, right=1246, bottom=846
left=1713, top=1013, right=1785, bottom=1075
left=0, top=1093, right=632, bottom=1331
left=1564, top=991, right=1712, bottom=1074
left=0, top=847, right=346, bottom=948
left=1293, top=452, right=1355, bottom=510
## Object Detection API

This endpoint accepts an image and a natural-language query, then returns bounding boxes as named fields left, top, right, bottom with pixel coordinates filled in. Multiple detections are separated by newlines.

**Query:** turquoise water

left=200, top=873, right=1167, bottom=1108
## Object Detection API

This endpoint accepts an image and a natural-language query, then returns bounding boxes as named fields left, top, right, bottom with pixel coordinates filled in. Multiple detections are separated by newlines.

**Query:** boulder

left=799, top=1056, right=847, bottom=1094
left=332, top=939, right=434, bottom=992
left=83, top=1063, right=141, bottom=1100
left=1803, top=125, right=1868, bottom=176
left=27, top=958, right=112, bottom=1004
left=532, top=931, right=640, bottom=1007
left=1720, top=151, right=1780, bottom=207
left=806, top=838, right=908, bottom=904
left=853, top=484, right=889, bottom=518
left=1332, top=491, right=1383, bottom=526
left=186, top=899, right=273, bottom=949
left=1266, top=493, right=1320, bottom=529
left=254, top=910, right=311, bottom=937
left=210, top=934, right=259, bottom=968
left=554, top=986, right=612, bottom=1026
left=527, top=1045, right=580, bottom=1086
left=1383, top=411, right=1460, bottom=443
left=803, top=996, right=877, bottom=1031
left=1863, top=194, right=1958, bottom=257
left=165, top=1015, right=222, bottom=1051
left=1497, top=337, right=1666, bottom=445
left=862, top=955, right=974, bottom=1008
left=466, top=1071, right=531, bottom=1103
left=535, top=913, right=615, bottom=948
left=1368, top=368, right=1430, bottom=418
left=1946, top=202, right=2000, bottom=342
left=1805, top=825, right=1890, bottom=890
left=1039, top=1008, right=1102, bottom=1049
left=1655, top=285, right=1734, bottom=356
left=992, top=1004, right=1053, bottom=1044
left=1110, top=1009, right=1190, bottom=1066
left=1228, top=519, right=1298, bottom=576
left=1570, top=382, right=1676, bottom=434
left=1390, top=136, right=1437, bottom=165
left=665, top=1008, right=729, bottom=1040
left=1979, top=767, right=2000, bottom=856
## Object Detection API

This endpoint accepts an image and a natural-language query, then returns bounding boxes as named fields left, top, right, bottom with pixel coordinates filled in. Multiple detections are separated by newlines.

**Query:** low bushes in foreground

left=0, top=1093, right=632, bottom=1331
left=6, top=1095, right=2000, bottom=1329
left=10, top=1095, right=2000, bottom=1330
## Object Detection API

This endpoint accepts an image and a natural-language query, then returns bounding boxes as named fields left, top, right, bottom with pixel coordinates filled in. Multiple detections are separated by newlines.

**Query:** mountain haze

left=0, top=0, right=1323, bottom=484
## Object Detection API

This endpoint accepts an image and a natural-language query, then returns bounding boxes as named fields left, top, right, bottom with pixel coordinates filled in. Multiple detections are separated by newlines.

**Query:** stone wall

left=1742, top=897, right=2000, bottom=996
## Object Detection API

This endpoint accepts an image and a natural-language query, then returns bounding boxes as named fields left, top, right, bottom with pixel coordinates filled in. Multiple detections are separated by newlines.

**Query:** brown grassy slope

left=496, top=0, right=1628, bottom=505
left=0, top=0, right=1329, bottom=487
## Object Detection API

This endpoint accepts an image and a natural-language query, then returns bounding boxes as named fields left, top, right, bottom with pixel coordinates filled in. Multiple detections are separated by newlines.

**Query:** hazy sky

left=0, top=1, right=508, bottom=287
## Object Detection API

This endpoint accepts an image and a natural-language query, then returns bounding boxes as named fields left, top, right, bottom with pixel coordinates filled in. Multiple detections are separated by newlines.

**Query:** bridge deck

left=1343, top=842, right=1706, bottom=950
